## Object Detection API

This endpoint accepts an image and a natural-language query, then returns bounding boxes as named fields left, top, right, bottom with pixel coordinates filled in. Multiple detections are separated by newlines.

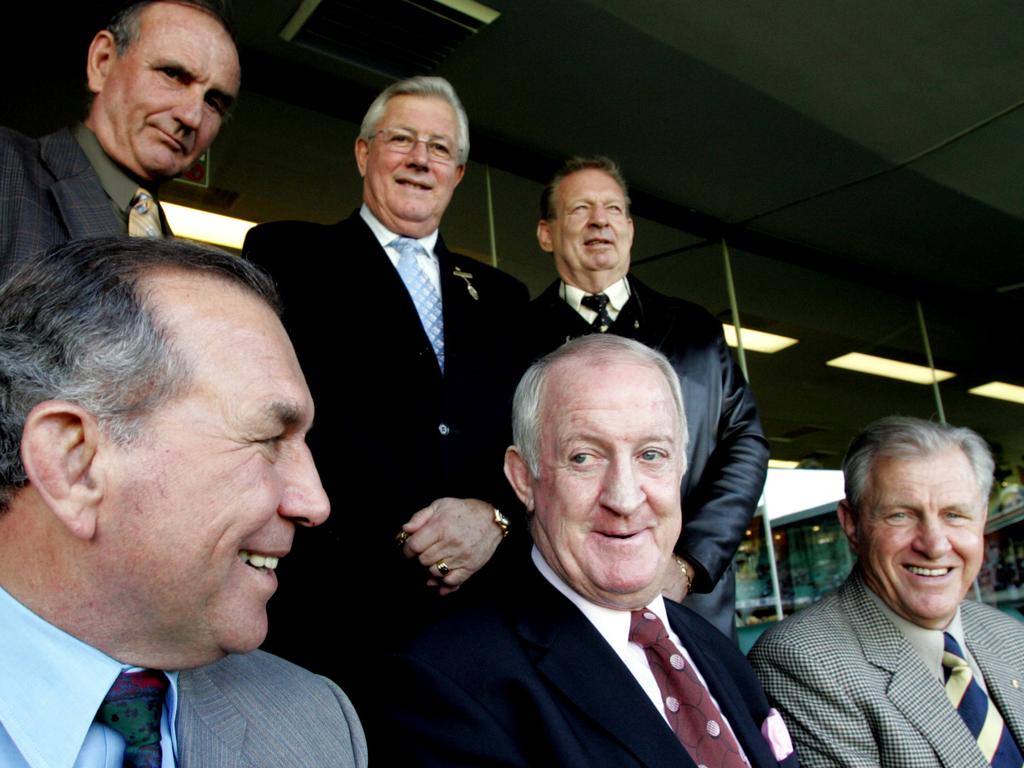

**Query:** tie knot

left=581, top=292, right=610, bottom=312
left=630, top=609, right=669, bottom=649
left=97, top=669, right=168, bottom=749
left=390, top=236, right=426, bottom=262
left=942, top=631, right=969, bottom=669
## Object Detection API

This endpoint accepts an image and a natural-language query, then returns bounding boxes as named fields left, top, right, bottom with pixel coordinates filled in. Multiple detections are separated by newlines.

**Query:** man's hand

left=398, top=498, right=504, bottom=595
left=661, top=555, right=694, bottom=602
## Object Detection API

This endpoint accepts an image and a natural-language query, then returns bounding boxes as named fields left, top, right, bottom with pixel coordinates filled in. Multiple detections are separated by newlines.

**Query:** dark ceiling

left=9, top=0, right=1024, bottom=480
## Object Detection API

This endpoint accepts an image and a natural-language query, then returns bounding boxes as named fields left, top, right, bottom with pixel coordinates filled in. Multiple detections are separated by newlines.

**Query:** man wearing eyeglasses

left=241, top=77, right=528, bottom=731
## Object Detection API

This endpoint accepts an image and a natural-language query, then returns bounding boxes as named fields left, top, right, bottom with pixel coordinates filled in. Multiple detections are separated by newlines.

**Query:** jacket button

left=438, top=423, right=450, bottom=436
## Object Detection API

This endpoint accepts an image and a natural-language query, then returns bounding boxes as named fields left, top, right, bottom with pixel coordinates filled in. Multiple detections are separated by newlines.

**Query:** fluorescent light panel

left=722, top=324, right=798, bottom=353
left=768, top=459, right=800, bottom=469
left=968, top=381, right=1024, bottom=405
left=162, top=203, right=256, bottom=250
left=827, top=352, right=955, bottom=384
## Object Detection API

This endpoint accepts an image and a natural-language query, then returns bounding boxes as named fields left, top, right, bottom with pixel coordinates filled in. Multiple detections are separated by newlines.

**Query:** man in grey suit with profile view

left=749, top=416, right=1024, bottom=768
left=0, top=237, right=366, bottom=767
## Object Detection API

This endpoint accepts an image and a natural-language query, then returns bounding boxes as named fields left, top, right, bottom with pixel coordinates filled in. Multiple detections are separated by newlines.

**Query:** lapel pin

left=453, top=268, right=479, bottom=300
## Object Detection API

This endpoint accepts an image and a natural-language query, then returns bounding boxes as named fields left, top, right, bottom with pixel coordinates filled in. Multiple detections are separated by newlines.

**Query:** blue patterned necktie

left=942, top=632, right=1023, bottom=768
left=96, top=669, right=169, bottom=768
left=391, top=237, right=445, bottom=371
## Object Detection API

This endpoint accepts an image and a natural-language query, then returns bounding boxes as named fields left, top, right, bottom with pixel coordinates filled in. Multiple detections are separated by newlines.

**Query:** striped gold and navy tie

left=942, top=632, right=1023, bottom=768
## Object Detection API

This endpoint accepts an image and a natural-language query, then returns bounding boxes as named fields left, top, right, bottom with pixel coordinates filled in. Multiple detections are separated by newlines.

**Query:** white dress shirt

left=560, top=277, right=631, bottom=325
left=360, top=204, right=442, bottom=294
left=531, top=547, right=750, bottom=764
left=0, top=585, right=179, bottom=768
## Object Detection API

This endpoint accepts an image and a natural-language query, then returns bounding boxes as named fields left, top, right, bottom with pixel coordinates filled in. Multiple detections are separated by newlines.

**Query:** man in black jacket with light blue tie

left=242, top=77, right=529, bottom=720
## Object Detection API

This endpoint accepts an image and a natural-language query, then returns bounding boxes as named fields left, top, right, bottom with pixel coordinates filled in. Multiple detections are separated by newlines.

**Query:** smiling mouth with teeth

left=905, top=565, right=951, bottom=576
left=239, top=550, right=279, bottom=571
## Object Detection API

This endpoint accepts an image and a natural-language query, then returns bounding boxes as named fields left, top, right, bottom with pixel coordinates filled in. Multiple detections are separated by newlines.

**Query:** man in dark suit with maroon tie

left=241, top=76, right=529, bottom=723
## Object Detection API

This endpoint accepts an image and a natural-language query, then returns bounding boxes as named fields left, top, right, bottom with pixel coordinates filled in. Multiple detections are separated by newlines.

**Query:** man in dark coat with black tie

left=526, top=156, right=768, bottom=638
left=241, top=76, right=529, bottom=720
left=0, top=0, right=241, bottom=278
left=377, top=335, right=796, bottom=767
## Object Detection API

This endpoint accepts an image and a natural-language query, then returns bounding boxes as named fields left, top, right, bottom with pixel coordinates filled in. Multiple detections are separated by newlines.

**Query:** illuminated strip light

left=827, top=352, right=955, bottom=384
left=968, top=381, right=1024, bottom=405
left=768, top=459, right=800, bottom=469
left=163, top=203, right=257, bottom=250
left=722, top=325, right=799, bottom=354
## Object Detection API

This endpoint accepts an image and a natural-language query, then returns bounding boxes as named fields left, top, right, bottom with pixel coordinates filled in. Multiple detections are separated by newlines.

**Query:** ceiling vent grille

left=281, top=0, right=500, bottom=79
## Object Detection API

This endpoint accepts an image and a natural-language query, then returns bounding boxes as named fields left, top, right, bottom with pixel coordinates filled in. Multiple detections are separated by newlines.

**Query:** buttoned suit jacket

left=0, top=127, right=122, bottom=280
left=748, top=569, right=1024, bottom=768
left=176, top=650, right=367, bottom=767
left=241, top=213, right=530, bottom=693
left=527, top=275, right=769, bottom=636
left=377, top=564, right=796, bottom=767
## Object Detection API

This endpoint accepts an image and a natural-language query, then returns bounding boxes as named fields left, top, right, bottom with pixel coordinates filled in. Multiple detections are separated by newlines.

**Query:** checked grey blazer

left=748, top=569, right=1024, bottom=768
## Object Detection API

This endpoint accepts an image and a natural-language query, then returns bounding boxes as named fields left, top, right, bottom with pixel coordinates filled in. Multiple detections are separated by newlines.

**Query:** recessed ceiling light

left=826, top=352, right=955, bottom=384
left=162, top=204, right=256, bottom=250
left=722, top=325, right=798, bottom=354
left=968, top=381, right=1024, bottom=405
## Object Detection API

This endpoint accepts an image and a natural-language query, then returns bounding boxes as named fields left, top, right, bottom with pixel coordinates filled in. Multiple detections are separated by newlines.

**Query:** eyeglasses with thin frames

left=371, top=128, right=458, bottom=163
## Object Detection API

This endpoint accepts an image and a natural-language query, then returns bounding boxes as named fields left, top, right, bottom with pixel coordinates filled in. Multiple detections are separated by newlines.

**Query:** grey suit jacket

left=0, top=126, right=121, bottom=280
left=177, top=650, right=368, bottom=767
left=748, top=569, right=1024, bottom=768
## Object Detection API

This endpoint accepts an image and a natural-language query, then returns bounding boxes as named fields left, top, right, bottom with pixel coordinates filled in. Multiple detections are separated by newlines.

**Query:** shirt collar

left=0, top=585, right=179, bottom=768
left=531, top=546, right=672, bottom=658
left=73, top=122, right=152, bottom=217
left=360, top=204, right=439, bottom=258
left=560, top=276, right=631, bottom=313
left=863, top=584, right=968, bottom=682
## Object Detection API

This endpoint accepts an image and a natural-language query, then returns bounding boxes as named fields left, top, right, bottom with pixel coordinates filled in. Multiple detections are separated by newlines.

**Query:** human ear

left=20, top=401, right=106, bottom=540
left=536, top=219, right=554, bottom=253
left=503, top=446, right=535, bottom=511
left=837, top=499, right=859, bottom=550
left=85, top=30, right=118, bottom=96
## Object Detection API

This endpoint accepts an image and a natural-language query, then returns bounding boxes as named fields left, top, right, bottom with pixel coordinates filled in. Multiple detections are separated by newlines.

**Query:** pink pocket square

left=761, top=707, right=794, bottom=761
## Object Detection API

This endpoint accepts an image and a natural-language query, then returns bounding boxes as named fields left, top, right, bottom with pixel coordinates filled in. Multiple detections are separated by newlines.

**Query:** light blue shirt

left=0, top=585, right=179, bottom=767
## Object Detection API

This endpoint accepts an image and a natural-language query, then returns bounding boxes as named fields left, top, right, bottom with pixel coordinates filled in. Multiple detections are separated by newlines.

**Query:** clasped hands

left=396, top=497, right=503, bottom=596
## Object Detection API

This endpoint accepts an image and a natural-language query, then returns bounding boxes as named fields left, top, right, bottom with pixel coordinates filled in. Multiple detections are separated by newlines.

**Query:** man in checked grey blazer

left=0, top=238, right=366, bottom=767
left=749, top=416, right=1024, bottom=768
left=0, top=0, right=240, bottom=280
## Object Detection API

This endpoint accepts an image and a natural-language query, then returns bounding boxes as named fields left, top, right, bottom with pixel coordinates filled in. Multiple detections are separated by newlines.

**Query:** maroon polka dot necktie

left=630, top=610, right=746, bottom=768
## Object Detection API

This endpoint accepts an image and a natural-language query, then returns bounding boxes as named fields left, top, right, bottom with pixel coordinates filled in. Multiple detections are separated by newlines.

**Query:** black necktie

left=580, top=292, right=612, bottom=332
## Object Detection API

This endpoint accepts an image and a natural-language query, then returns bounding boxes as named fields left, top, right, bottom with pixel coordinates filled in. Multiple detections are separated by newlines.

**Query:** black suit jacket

left=241, top=213, right=530, bottom=699
left=0, top=126, right=122, bottom=280
left=377, top=563, right=796, bottom=767
left=527, top=276, right=769, bottom=637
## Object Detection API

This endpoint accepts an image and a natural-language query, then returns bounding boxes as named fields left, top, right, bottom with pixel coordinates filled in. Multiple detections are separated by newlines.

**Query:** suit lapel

left=964, top=606, right=1024, bottom=749
left=843, top=573, right=989, bottom=768
left=39, top=129, right=122, bottom=239
left=516, top=573, right=693, bottom=767
left=176, top=667, right=247, bottom=768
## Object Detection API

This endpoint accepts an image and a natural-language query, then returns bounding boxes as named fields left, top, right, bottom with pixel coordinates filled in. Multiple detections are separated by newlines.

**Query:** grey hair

left=0, top=236, right=280, bottom=513
left=512, top=334, right=688, bottom=478
left=107, top=0, right=235, bottom=55
left=540, top=155, right=631, bottom=220
left=842, top=415, right=994, bottom=512
left=359, top=76, right=470, bottom=165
